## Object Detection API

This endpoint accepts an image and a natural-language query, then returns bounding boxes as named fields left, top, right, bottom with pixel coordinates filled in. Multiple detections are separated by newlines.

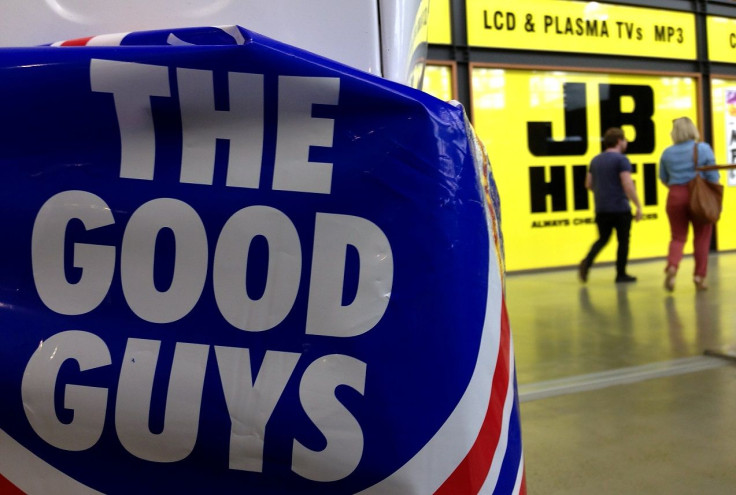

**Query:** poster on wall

left=466, top=0, right=697, bottom=61
left=706, top=15, right=736, bottom=65
left=471, top=67, right=701, bottom=272
left=709, top=79, right=736, bottom=251
left=725, top=90, right=736, bottom=187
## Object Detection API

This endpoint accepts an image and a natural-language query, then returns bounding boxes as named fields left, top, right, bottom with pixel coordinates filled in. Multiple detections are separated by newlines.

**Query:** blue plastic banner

left=0, top=26, right=524, bottom=494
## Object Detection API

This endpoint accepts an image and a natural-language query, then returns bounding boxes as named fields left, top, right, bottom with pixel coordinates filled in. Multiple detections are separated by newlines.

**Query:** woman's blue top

left=659, top=140, right=720, bottom=185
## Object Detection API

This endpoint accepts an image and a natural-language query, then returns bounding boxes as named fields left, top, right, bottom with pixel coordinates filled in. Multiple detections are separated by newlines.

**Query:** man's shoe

left=578, top=260, right=589, bottom=282
left=615, top=274, right=637, bottom=283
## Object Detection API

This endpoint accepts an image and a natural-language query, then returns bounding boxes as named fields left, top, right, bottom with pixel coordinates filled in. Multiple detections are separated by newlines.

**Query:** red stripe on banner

left=520, top=470, right=527, bottom=495
left=435, top=299, right=512, bottom=494
left=60, top=36, right=94, bottom=46
left=0, top=473, right=24, bottom=494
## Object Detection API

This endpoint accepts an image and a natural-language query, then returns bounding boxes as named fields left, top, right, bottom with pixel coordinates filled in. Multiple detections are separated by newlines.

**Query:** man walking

left=579, top=127, right=643, bottom=283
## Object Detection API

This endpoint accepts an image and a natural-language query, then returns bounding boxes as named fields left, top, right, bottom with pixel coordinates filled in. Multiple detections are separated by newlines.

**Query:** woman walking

left=659, top=117, right=720, bottom=291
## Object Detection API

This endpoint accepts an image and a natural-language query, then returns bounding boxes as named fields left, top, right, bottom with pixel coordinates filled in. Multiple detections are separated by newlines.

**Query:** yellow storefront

left=425, top=0, right=736, bottom=271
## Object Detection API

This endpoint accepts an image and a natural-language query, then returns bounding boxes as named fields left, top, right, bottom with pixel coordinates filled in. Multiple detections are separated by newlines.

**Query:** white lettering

left=306, top=214, right=393, bottom=337
left=33, top=194, right=393, bottom=334
left=32, top=190, right=115, bottom=315
left=21, top=331, right=369, bottom=475
left=213, top=205, right=301, bottom=331
left=215, top=347, right=300, bottom=471
left=121, top=198, right=208, bottom=323
left=273, top=76, right=340, bottom=194
left=115, top=339, right=209, bottom=462
left=21, top=330, right=111, bottom=451
left=292, top=354, right=366, bottom=481
left=178, top=68, right=265, bottom=187
left=90, top=59, right=170, bottom=180
left=92, top=60, right=340, bottom=193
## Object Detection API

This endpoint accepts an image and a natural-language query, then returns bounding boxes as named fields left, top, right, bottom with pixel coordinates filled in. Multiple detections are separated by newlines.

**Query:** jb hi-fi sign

left=526, top=83, right=660, bottom=220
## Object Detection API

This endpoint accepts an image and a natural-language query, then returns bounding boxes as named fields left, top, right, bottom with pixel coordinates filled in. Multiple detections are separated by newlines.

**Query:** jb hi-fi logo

left=527, top=83, right=659, bottom=217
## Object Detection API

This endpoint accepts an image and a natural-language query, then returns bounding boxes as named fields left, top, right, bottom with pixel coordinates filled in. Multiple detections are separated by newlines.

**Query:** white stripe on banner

left=0, top=428, right=100, bottom=494
left=167, top=34, right=195, bottom=46
left=512, top=454, right=525, bottom=495
left=86, top=32, right=129, bottom=46
left=479, top=335, right=517, bottom=494
left=216, top=25, right=247, bottom=45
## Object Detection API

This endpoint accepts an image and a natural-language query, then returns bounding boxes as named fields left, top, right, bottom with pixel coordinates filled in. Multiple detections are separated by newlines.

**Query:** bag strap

left=692, top=141, right=704, bottom=179
left=693, top=142, right=699, bottom=170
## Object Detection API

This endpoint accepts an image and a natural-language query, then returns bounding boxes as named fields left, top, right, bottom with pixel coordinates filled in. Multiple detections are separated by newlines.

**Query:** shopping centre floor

left=507, top=251, right=736, bottom=494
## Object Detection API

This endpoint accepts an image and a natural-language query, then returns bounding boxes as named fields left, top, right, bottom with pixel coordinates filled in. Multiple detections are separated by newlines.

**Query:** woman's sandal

left=664, top=266, right=677, bottom=292
left=693, top=275, right=708, bottom=291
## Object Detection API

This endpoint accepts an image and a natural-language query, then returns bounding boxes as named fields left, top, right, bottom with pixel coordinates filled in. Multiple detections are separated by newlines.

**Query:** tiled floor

left=506, top=252, right=736, bottom=494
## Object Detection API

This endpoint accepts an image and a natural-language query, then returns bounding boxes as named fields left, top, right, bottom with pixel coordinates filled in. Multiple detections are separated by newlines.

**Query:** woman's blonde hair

left=671, top=116, right=700, bottom=143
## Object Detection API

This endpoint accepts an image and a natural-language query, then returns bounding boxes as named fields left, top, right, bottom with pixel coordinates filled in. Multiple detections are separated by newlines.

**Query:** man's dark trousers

left=582, top=211, right=633, bottom=277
